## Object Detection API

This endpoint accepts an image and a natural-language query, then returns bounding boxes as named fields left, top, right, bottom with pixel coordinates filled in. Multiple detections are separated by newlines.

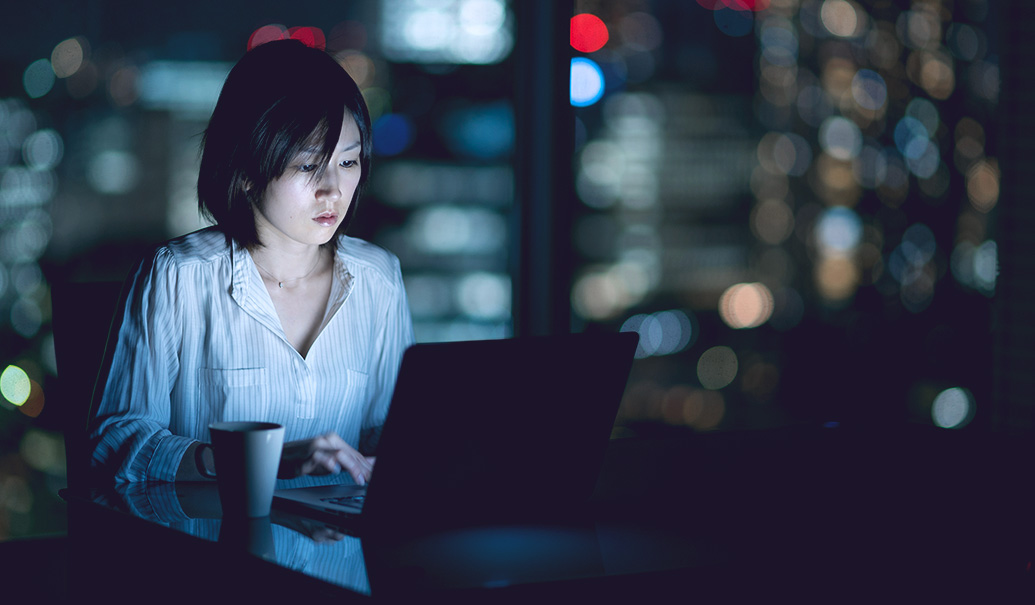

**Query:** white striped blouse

left=89, top=227, right=415, bottom=484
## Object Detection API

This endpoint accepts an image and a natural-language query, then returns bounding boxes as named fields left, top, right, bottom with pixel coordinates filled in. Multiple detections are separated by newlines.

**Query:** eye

left=299, top=163, right=317, bottom=173
left=340, top=159, right=358, bottom=169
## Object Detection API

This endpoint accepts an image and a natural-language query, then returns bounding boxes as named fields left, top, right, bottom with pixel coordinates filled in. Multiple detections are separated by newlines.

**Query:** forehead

left=299, top=114, right=361, bottom=155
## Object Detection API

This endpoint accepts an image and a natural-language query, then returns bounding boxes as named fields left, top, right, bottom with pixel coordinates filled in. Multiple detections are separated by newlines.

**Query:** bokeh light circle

left=819, top=116, right=862, bottom=161
left=697, top=346, right=739, bottom=390
left=816, top=207, right=862, bottom=253
left=571, top=57, right=606, bottom=107
left=932, top=387, right=975, bottom=429
left=719, top=283, right=774, bottom=329
left=851, top=69, right=887, bottom=110
left=713, top=7, right=754, bottom=37
left=247, top=24, right=288, bottom=51
left=1, top=365, right=31, bottom=406
left=24, top=59, right=56, bottom=99
left=372, top=113, right=415, bottom=156
left=621, top=309, right=695, bottom=358
left=571, top=14, right=609, bottom=53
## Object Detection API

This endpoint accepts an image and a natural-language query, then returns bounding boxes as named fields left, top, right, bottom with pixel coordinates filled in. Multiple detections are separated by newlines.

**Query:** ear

left=237, top=175, right=256, bottom=200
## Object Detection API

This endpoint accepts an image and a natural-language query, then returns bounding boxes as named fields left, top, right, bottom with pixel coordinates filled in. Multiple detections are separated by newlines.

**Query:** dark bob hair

left=197, top=39, right=372, bottom=248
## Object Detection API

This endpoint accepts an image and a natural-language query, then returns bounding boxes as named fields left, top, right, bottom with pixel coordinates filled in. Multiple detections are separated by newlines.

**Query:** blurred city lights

left=697, top=346, right=739, bottom=390
left=1, top=365, right=30, bottom=406
left=757, top=131, right=812, bottom=177
left=338, top=50, right=376, bottom=89
left=618, top=12, right=662, bottom=52
left=11, top=297, right=44, bottom=338
left=572, top=268, right=633, bottom=321
left=820, top=0, right=864, bottom=38
left=381, top=0, right=512, bottom=64
left=87, top=150, right=140, bottom=195
left=410, top=206, right=506, bottom=255
left=621, top=310, right=695, bottom=359
left=951, top=239, right=998, bottom=295
left=931, top=387, right=975, bottom=429
left=108, top=65, right=141, bottom=107
left=696, top=1, right=770, bottom=13
left=818, top=116, right=862, bottom=161
left=372, top=113, right=415, bottom=156
left=440, top=101, right=514, bottom=160
left=719, top=283, right=774, bottom=329
left=966, top=159, right=999, bottom=213
left=750, top=199, right=795, bottom=245
left=287, top=26, right=327, bottom=51
left=23, top=59, right=55, bottom=99
left=138, top=61, right=230, bottom=118
left=815, top=207, right=862, bottom=254
left=19, top=429, right=65, bottom=475
left=570, top=14, right=609, bottom=53
left=51, top=37, right=85, bottom=78
left=851, top=69, right=887, bottom=111
left=570, top=57, right=606, bottom=107
left=456, top=272, right=511, bottom=320
left=713, top=7, right=754, bottom=38
left=245, top=25, right=326, bottom=51
left=815, top=256, right=859, bottom=301
left=22, top=129, right=63, bottom=171
left=248, top=24, right=289, bottom=50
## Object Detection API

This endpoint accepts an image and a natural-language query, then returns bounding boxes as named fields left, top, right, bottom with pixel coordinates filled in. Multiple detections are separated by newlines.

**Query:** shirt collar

left=230, top=239, right=355, bottom=322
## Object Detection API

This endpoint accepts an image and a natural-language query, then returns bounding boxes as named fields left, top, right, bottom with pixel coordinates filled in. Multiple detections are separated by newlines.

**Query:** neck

left=250, top=243, right=324, bottom=279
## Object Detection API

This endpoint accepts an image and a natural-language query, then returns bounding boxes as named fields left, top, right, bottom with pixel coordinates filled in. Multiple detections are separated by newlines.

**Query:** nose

left=315, top=168, right=342, bottom=203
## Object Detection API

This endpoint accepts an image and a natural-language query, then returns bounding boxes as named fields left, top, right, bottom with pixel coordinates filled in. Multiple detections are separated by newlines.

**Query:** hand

left=278, top=432, right=375, bottom=485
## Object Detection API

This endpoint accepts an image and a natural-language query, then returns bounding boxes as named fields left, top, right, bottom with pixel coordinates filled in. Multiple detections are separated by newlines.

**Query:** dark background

left=0, top=0, right=1029, bottom=545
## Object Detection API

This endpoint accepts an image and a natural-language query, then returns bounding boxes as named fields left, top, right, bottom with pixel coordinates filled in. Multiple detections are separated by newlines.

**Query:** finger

left=304, top=449, right=343, bottom=475
left=318, top=432, right=349, bottom=450
left=334, top=450, right=370, bottom=485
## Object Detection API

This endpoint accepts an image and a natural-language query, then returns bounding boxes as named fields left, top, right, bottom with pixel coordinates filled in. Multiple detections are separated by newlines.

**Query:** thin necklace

left=253, top=251, right=322, bottom=289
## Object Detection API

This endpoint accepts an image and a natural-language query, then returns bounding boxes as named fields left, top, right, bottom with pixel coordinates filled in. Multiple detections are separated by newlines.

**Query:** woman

left=88, top=39, right=414, bottom=485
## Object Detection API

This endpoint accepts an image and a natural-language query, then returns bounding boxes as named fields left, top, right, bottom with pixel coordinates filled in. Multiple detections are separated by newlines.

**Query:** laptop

left=273, top=332, right=638, bottom=535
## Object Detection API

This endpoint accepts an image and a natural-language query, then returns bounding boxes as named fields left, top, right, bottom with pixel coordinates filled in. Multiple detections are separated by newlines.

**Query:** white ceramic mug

left=208, top=421, right=285, bottom=518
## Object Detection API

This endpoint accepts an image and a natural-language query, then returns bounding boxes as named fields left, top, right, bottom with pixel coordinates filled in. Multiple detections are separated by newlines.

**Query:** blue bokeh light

left=373, top=113, right=415, bottom=156
left=570, top=57, right=605, bottom=107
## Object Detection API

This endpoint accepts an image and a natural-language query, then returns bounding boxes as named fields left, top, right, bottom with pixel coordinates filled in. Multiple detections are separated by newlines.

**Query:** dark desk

left=7, top=424, right=1035, bottom=601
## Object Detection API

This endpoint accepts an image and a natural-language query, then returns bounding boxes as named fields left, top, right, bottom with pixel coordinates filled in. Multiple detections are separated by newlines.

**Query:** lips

left=314, top=212, right=338, bottom=227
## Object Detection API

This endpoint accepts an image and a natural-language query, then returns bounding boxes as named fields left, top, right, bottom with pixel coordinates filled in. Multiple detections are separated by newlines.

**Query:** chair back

left=51, top=279, right=128, bottom=490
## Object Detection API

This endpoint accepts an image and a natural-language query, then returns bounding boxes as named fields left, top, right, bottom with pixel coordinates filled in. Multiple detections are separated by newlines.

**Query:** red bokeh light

left=247, top=25, right=327, bottom=52
left=288, top=26, right=327, bottom=51
left=696, top=0, right=770, bottom=11
left=248, top=24, right=288, bottom=51
left=570, top=13, right=609, bottom=53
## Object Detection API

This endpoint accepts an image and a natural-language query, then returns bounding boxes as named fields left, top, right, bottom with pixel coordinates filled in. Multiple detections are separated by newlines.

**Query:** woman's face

left=253, top=115, right=362, bottom=249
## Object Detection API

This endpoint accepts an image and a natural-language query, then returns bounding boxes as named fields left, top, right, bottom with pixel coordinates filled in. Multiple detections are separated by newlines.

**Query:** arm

left=89, top=249, right=195, bottom=482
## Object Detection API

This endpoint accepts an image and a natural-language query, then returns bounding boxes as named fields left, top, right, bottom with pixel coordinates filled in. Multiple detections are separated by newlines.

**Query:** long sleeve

left=361, top=254, right=415, bottom=453
left=89, top=248, right=194, bottom=482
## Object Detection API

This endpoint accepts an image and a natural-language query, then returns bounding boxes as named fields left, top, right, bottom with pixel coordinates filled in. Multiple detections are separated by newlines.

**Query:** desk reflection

left=91, top=482, right=371, bottom=596
left=81, top=481, right=642, bottom=599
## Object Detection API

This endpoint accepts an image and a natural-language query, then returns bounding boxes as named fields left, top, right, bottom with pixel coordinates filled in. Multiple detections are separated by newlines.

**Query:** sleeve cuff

left=146, top=434, right=197, bottom=482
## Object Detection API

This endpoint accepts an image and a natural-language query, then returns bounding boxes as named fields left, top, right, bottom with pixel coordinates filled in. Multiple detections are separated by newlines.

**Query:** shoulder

left=150, top=227, right=231, bottom=270
left=162, top=227, right=231, bottom=263
left=336, top=236, right=404, bottom=288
